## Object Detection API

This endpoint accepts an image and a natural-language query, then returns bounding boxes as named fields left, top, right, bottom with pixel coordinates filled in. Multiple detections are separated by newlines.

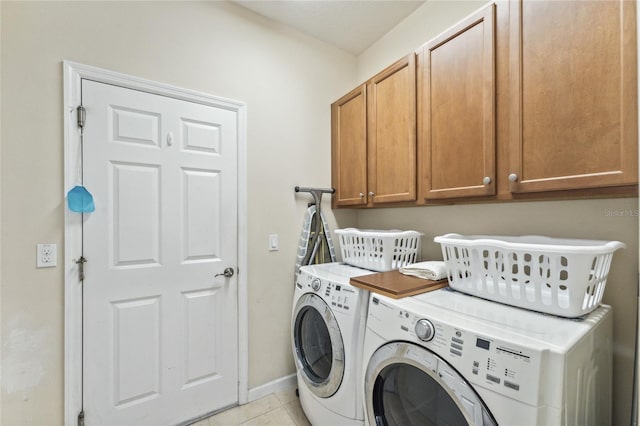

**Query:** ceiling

left=234, top=1, right=426, bottom=55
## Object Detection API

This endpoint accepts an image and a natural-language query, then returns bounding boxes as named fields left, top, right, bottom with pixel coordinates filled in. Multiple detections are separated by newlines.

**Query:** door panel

left=420, top=5, right=495, bottom=199
left=112, top=297, right=161, bottom=407
left=183, top=289, right=222, bottom=387
left=182, top=169, right=221, bottom=262
left=111, top=106, right=160, bottom=147
left=509, top=0, right=637, bottom=192
left=182, top=119, right=221, bottom=153
left=110, top=162, right=161, bottom=267
left=331, top=85, right=368, bottom=207
left=367, top=55, right=416, bottom=204
left=82, top=80, right=238, bottom=425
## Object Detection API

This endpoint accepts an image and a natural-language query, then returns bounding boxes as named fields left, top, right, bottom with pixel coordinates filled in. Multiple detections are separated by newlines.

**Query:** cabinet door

left=509, top=0, right=637, bottom=193
left=419, top=4, right=496, bottom=200
left=331, top=85, right=368, bottom=207
left=367, top=55, right=417, bottom=204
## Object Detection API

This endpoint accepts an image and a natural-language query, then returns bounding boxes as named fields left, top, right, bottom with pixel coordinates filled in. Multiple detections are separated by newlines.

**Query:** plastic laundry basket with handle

left=434, top=233, right=625, bottom=317
left=335, top=228, right=422, bottom=272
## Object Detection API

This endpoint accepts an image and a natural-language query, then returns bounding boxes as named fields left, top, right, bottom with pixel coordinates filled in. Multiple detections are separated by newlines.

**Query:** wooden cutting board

left=350, top=270, right=448, bottom=299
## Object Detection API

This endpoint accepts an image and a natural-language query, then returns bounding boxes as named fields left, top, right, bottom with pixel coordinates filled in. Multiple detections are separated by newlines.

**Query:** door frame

left=62, top=61, right=248, bottom=426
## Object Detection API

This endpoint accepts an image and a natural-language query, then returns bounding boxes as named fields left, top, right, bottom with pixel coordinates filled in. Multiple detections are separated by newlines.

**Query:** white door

left=81, top=80, right=238, bottom=425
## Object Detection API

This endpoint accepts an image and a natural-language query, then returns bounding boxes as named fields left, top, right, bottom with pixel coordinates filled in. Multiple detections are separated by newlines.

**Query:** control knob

left=415, top=319, right=435, bottom=342
left=311, top=278, right=321, bottom=292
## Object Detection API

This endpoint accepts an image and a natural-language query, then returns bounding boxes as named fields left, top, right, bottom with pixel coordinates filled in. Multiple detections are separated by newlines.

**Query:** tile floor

left=190, top=387, right=311, bottom=426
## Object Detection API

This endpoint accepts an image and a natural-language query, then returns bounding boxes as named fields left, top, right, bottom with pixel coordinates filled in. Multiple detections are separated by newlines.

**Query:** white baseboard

left=247, top=373, right=297, bottom=403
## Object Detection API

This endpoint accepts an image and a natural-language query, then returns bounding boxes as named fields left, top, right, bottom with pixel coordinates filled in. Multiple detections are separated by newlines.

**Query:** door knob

left=215, top=267, right=235, bottom=278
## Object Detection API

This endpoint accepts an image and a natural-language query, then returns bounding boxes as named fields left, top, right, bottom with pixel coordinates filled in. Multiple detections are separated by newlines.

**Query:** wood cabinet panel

left=419, top=4, right=496, bottom=200
left=367, top=55, right=417, bottom=204
left=331, top=85, right=367, bottom=207
left=508, top=0, right=638, bottom=193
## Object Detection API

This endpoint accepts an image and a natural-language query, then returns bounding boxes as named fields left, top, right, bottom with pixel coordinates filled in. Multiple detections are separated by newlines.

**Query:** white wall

left=0, top=2, right=356, bottom=424
left=352, top=1, right=639, bottom=424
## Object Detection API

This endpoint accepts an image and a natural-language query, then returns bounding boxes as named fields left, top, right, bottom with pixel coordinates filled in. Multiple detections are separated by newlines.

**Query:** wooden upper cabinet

left=419, top=4, right=496, bottom=200
left=367, top=54, right=417, bottom=205
left=331, top=85, right=368, bottom=207
left=508, top=0, right=638, bottom=193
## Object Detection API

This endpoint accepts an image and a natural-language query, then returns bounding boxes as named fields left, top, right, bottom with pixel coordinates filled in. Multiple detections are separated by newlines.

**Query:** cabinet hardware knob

left=368, top=192, right=375, bottom=197
left=359, top=192, right=364, bottom=198
left=482, top=176, right=492, bottom=185
left=508, top=173, right=518, bottom=182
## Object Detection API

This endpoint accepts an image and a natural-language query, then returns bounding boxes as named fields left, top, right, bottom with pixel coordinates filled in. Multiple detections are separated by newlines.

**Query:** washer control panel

left=296, top=269, right=358, bottom=314
left=368, top=296, right=542, bottom=406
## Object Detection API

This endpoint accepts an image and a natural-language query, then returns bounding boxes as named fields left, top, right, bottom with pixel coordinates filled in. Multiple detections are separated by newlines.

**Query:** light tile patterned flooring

left=190, top=387, right=311, bottom=426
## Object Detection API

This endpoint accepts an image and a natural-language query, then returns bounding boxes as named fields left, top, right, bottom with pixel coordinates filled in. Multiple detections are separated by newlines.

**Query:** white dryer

left=362, top=289, right=612, bottom=425
left=292, top=263, right=371, bottom=426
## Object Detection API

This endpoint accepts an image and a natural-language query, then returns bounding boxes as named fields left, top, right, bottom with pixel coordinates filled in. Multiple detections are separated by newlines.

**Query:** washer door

left=293, top=293, right=345, bottom=398
left=365, top=342, right=497, bottom=426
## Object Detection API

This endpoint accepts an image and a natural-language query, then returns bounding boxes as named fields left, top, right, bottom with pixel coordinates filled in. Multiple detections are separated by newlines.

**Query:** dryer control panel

left=368, top=296, right=544, bottom=407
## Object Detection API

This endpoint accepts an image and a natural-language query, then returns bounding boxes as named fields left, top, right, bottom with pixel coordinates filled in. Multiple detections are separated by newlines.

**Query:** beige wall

left=3, top=1, right=637, bottom=425
left=350, top=1, right=639, bottom=424
left=0, top=2, right=356, bottom=424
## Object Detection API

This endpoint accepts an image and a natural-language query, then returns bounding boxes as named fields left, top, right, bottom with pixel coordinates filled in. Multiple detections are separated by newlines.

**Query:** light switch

left=269, top=234, right=279, bottom=251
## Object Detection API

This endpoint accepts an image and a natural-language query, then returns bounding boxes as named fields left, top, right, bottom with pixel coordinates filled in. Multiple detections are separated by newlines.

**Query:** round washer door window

left=293, top=293, right=345, bottom=398
left=365, top=342, right=497, bottom=426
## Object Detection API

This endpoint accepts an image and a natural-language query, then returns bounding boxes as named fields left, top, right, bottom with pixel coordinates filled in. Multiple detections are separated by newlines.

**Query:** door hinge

left=77, top=106, right=86, bottom=129
left=77, top=410, right=85, bottom=426
left=75, top=256, right=87, bottom=281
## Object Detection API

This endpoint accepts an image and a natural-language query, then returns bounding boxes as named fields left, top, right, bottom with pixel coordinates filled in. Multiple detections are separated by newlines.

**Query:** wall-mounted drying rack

left=294, top=186, right=335, bottom=266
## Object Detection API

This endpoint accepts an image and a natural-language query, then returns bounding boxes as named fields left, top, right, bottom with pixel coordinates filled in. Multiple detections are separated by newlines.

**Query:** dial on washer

left=415, top=319, right=436, bottom=341
left=311, top=278, right=321, bottom=292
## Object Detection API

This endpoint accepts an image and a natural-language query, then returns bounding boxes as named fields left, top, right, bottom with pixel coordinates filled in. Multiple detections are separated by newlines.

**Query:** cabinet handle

left=359, top=192, right=365, bottom=198
left=508, top=173, right=518, bottom=182
left=482, top=176, right=492, bottom=185
left=369, top=192, right=375, bottom=197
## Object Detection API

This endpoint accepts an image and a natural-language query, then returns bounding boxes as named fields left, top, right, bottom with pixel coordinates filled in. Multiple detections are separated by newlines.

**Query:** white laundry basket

left=434, top=233, right=625, bottom=317
left=335, top=228, right=422, bottom=272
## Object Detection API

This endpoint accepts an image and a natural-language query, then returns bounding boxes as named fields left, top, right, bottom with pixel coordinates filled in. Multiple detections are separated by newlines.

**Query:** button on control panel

left=486, top=374, right=501, bottom=384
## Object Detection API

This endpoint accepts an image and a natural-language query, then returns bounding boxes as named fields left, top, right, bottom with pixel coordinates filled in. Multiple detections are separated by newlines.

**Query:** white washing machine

left=362, top=289, right=612, bottom=425
left=292, top=263, right=371, bottom=425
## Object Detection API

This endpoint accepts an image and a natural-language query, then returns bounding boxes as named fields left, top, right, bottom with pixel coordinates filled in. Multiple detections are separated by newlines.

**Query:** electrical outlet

left=37, top=244, right=57, bottom=268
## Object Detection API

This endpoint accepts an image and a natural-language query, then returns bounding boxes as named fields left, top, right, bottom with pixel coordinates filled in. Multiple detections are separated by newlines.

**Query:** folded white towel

left=399, top=261, right=448, bottom=281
